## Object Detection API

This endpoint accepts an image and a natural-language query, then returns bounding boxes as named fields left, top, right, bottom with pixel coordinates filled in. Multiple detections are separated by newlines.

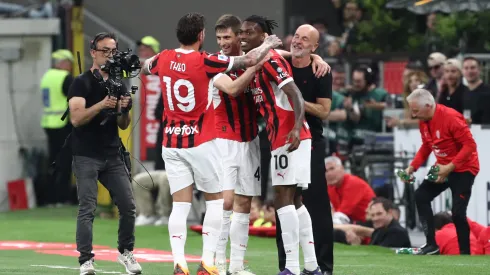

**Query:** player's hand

left=120, top=95, right=132, bottom=108
left=400, top=166, right=415, bottom=184
left=254, top=52, right=272, bottom=71
left=264, top=34, right=283, bottom=49
left=99, top=95, right=117, bottom=110
left=286, top=128, right=301, bottom=152
left=345, top=230, right=361, bottom=245
left=311, top=55, right=330, bottom=78
left=435, top=163, right=454, bottom=183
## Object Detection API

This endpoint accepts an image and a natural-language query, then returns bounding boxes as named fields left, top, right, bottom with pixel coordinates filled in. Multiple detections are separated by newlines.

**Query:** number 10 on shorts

left=274, top=154, right=288, bottom=170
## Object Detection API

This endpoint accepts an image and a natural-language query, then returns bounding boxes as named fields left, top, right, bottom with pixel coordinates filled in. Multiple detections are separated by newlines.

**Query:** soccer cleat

left=80, top=258, right=95, bottom=275
left=300, top=267, right=323, bottom=275
left=174, top=264, right=190, bottom=275
left=197, top=261, right=219, bottom=275
left=117, top=249, right=142, bottom=274
left=216, top=262, right=227, bottom=275
left=229, top=269, right=256, bottom=275
left=277, top=268, right=297, bottom=275
left=414, top=243, right=440, bottom=255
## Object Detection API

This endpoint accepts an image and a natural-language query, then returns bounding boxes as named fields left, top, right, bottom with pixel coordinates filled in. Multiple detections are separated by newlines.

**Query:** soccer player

left=402, top=88, right=479, bottom=255
left=240, top=15, right=316, bottom=275
left=141, top=13, right=282, bottom=275
left=213, top=15, right=329, bottom=275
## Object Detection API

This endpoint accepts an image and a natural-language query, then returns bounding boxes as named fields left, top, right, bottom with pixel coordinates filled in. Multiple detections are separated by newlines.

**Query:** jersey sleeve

left=204, top=52, right=234, bottom=78
left=262, top=56, right=294, bottom=89
left=147, top=52, right=162, bottom=76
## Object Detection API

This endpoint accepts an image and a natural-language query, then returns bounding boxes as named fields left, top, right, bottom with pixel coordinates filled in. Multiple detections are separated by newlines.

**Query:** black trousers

left=415, top=171, right=475, bottom=254
left=44, top=124, right=72, bottom=205
left=72, top=155, right=136, bottom=264
left=276, top=139, right=334, bottom=273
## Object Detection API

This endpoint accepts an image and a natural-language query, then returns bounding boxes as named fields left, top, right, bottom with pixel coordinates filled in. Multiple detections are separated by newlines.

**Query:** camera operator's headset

left=356, top=65, right=376, bottom=87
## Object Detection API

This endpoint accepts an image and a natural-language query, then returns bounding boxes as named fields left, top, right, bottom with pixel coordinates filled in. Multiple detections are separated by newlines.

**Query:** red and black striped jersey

left=212, top=68, right=258, bottom=142
left=249, top=50, right=311, bottom=150
left=147, top=49, right=234, bottom=148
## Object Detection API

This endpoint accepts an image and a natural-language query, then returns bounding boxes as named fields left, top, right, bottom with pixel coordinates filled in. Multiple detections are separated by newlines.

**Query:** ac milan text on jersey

left=147, top=49, right=234, bottom=148
left=249, top=49, right=311, bottom=150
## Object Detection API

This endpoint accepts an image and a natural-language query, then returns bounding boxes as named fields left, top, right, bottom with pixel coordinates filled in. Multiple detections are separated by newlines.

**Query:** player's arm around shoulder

left=229, top=35, right=282, bottom=71
left=213, top=67, right=258, bottom=97
left=142, top=52, right=162, bottom=76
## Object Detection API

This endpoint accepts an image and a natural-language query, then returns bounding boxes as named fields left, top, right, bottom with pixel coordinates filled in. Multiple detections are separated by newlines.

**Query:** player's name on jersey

left=170, top=61, right=186, bottom=72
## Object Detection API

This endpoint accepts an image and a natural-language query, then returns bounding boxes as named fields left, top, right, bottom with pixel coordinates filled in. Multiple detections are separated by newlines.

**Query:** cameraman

left=67, top=32, right=142, bottom=275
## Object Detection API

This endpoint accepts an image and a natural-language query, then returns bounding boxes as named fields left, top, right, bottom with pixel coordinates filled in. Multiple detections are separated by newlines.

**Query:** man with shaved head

left=276, top=24, right=334, bottom=275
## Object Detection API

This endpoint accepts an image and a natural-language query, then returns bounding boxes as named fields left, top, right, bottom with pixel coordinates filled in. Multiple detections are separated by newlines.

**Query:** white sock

left=216, top=210, right=232, bottom=264
left=168, top=202, right=191, bottom=269
left=202, top=199, right=224, bottom=266
left=297, top=205, right=318, bottom=271
left=229, top=212, right=250, bottom=272
left=277, top=205, right=300, bottom=275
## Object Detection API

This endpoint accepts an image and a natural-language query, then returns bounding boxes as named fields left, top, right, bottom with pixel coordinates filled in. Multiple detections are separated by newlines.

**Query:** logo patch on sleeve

left=218, top=55, right=229, bottom=61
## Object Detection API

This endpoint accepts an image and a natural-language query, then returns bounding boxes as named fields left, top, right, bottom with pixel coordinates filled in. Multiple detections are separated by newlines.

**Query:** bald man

left=276, top=24, right=334, bottom=275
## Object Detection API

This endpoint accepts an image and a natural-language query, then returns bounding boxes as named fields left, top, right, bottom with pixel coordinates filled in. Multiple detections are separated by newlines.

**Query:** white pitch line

left=30, top=265, right=124, bottom=274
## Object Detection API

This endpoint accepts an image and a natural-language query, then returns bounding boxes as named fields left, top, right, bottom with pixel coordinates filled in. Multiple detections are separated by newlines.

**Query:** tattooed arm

left=229, top=35, right=282, bottom=71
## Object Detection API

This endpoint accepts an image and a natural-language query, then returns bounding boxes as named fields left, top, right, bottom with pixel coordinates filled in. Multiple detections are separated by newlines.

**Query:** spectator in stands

left=344, top=65, right=388, bottom=138
left=327, top=40, right=342, bottom=57
left=386, top=70, right=428, bottom=128
left=425, top=52, right=446, bottom=98
left=332, top=65, right=346, bottom=93
left=340, top=0, right=360, bottom=53
left=402, top=61, right=425, bottom=86
left=249, top=197, right=263, bottom=226
left=40, top=49, right=74, bottom=207
left=462, top=56, right=490, bottom=124
left=309, top=18, right=334, bottom=58
left=438, top=58, right=468, bottom=115
left=334, top=197, right=411, bottom=248
left=133, top=170, right=172, bottom=226
left=434, top=211, right=483, bottom=255
left=325, top=156, right=376, bottom=224
left=261, top=200, right=276, bottom=226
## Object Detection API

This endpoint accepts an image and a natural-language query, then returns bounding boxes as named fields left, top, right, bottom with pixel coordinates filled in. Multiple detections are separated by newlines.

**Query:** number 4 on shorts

left=254, top=167, right=260, bottom=181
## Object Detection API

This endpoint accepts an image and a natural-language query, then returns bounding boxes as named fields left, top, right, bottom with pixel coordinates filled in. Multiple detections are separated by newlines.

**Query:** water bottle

left=396, top=170, right=415, bottom=185
left=395, top=248, right=420, bottom=254
left=425, top=165, right=448, bottom=182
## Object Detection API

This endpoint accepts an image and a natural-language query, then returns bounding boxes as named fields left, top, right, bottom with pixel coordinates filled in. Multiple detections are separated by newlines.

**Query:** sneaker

left=80, top=258, right=95, bottom=275
left=154, top=216, right=169, bottom=226
left=216, top=261, right=227, bottom=275
left=135, top=215, right=157, bottom=226
left=117, top=249, right=142, bottom=274
left=197, top=261, right=219, bottom=275
left=300, top=267, right=323, bottom=275
left=414, top=243, right=440, bottom=255
left=174, top=263, right=190, bottom=275
left=277, top=269, right=297, bottom=275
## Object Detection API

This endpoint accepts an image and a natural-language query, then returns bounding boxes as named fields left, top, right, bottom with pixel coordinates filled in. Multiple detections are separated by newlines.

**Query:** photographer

left=67, top=32, right=142, bottom=275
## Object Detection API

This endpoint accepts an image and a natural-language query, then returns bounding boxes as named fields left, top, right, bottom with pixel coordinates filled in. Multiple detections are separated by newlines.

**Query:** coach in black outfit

left=276, top=24, right=334, bottom=275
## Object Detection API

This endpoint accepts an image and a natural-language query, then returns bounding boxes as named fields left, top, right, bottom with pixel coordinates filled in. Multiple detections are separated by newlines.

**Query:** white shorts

left=216, top=136, right=261, bottom=196
left=270, top=139, right=311, bottom=189
left=161, top=140, right=223, bottom=195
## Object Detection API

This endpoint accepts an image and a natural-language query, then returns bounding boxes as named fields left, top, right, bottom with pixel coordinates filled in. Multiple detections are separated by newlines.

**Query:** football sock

left=168, top=202, right=191, bottom=269
left=297, top=205, right=318, bottom=271
left=216, top=210, right=233, bottom=264
left=229, top=212, right=250, bottom=272
left=202, top=199, right=224, bottom=266
left=277, top=205, right=300, bottom=275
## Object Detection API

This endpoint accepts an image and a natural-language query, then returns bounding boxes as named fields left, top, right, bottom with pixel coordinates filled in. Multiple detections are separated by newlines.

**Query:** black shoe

left=414, top=244, right=440, bottom=255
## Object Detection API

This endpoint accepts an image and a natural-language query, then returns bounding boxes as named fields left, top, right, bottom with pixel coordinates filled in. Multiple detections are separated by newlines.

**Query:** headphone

left=90, top=32, right=119, bottom=51
left=355, top=65, right=376, bottom=86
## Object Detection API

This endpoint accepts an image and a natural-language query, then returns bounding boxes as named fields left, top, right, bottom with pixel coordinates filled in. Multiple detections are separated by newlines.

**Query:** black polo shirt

left=370, top=219, right=411, bottom=248
left=438, top=83, right=468, bottom=114
left=67, top=70, right=122, bottom=159
left=286, top=57, right=332, bottom=142
left=464, top=82, right=490, bottom=124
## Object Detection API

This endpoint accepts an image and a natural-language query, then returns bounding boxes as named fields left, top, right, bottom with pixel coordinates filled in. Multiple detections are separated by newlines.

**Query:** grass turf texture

left=0, top=207, right=488, bottom=275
